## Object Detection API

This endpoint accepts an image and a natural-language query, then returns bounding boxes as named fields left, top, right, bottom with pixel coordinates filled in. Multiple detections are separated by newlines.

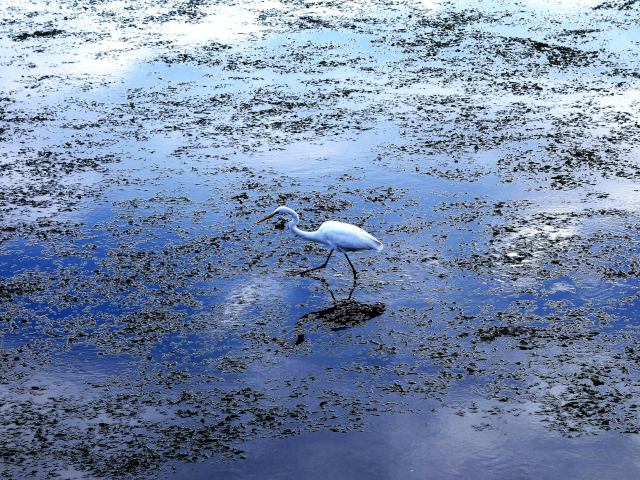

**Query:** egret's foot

left=347, top=281, right=357, bottom=300
left=344, top=253, right=358, bottom=280
left=298, top=249, right=334, bottom=276
left=298, top=265, right=327, bottom=276
left=284, top=268, right=304, bottom=277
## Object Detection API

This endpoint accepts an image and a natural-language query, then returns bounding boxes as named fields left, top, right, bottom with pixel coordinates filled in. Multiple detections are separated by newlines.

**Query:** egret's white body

left=257, top=206, right=383, bottom=279
left=303, top=220, right=383, bottom=252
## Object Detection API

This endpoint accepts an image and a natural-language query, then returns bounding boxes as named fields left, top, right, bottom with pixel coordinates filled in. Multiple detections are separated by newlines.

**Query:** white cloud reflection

left=221, top=276, right=283, bottom=325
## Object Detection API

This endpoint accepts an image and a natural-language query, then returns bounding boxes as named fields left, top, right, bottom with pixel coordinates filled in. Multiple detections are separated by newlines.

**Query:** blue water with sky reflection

left=1, top=0, right=640, bottom=478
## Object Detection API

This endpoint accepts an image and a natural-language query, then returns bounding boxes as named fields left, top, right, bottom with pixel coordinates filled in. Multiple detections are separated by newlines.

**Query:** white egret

left=256, top=206, right=383, bottom=280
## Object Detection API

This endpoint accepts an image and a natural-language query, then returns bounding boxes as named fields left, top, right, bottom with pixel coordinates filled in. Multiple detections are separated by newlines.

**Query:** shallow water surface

left=1, top=0, right=640, bottom=478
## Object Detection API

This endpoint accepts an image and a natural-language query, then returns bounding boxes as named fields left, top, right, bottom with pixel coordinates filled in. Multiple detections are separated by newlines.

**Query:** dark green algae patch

left=2, top=0, right=640, bottom=478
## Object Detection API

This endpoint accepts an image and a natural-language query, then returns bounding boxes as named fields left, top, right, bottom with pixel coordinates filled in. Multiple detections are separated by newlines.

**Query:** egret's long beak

left=256, top=211, right=277, bottom=224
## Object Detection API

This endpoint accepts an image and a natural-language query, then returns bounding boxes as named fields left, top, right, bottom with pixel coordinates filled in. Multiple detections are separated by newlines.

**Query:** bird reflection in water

left=294, top=279, right=385, bottom=345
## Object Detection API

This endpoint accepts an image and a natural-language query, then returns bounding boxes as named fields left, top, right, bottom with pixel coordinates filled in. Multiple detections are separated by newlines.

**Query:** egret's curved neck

left=280, top=207, right=318, bottom=241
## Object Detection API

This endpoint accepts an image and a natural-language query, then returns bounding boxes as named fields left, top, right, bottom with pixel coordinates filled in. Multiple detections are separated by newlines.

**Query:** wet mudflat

left=1, top=0, right=640, bottom=478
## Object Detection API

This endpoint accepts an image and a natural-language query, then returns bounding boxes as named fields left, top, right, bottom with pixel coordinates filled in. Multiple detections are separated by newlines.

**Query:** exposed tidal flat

left=1, top=0, right=640, bottom=478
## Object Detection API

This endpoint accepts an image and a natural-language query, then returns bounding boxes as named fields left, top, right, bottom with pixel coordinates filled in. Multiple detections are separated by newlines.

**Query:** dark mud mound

left=13, top=29, right=65, bottom=41
left=300, top=299, right=386, bottom=330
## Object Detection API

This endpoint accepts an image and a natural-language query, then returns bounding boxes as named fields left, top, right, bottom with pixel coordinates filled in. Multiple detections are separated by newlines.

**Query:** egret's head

left=256, top=206, right=298, bottom=224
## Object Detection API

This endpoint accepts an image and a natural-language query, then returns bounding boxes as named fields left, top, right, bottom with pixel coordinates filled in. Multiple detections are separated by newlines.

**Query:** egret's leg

left=300, top=249, right=334, bottom=275
left=344, top=253, right=357, bottom=280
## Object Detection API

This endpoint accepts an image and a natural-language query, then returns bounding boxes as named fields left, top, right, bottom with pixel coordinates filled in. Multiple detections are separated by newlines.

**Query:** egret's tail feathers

left=374, top=240, right=384, bottom=252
